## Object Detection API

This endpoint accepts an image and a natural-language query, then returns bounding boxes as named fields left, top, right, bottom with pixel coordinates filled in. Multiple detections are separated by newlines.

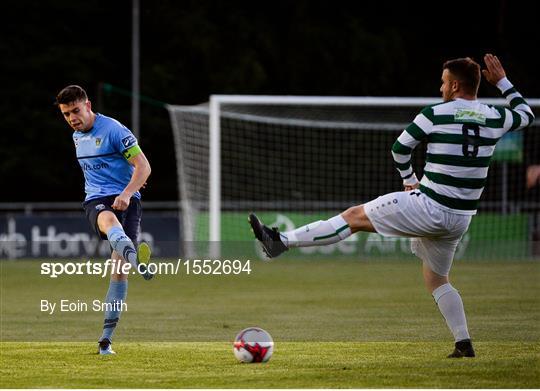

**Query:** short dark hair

left=443, top=57, right=481, bottom=95
left=55, top=85, right=88, bottom=106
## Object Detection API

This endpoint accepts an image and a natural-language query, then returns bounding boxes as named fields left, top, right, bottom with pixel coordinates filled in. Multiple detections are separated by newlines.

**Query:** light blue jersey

left=73, top=114, right=142, bottom=201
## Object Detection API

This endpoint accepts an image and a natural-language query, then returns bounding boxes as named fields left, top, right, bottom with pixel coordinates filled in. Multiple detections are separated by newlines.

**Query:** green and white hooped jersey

left=391, top=78, right=535, bottom=215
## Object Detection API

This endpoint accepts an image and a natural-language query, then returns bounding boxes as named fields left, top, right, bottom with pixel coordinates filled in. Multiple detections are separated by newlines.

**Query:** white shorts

left=363, top=190, right=472, bottom=276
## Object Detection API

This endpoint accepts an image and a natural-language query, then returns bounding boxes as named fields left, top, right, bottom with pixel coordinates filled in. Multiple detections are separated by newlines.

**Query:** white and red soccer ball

left=233, top=327, right=274, bottom=363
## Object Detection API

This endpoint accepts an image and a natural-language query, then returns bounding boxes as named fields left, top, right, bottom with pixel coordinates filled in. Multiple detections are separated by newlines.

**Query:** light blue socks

left=99, top=280, right=128, bottom=342
left=106, top=226, right=138, bottom=269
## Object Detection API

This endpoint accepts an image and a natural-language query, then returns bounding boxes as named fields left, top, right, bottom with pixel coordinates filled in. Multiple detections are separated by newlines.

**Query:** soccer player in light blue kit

left=56, top=85, right=152, bottom=355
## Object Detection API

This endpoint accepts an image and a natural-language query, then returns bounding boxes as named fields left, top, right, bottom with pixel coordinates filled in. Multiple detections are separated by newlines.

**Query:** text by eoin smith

left=40, top=299, right=126, bottom=315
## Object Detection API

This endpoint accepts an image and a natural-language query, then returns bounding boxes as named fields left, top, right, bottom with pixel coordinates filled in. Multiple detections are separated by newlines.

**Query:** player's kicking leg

left=98, top=211, right=154, bottom=280
left=249, top=205, right=372, bottom=258
left=250, top=191, right=474, bottom=358
left=248, top=214, right=288, bottom=257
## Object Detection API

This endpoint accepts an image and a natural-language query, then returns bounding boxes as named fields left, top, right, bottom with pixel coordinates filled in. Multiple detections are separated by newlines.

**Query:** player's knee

left=423, top=268, right=449, bottom=293
left=97, top=211, right=120, bottom=233
left=342, top=205, right=372, bottom=232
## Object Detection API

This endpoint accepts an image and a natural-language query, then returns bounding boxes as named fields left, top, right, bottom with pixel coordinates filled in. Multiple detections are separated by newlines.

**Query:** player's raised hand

left=482, top=54, right=506, bottom=86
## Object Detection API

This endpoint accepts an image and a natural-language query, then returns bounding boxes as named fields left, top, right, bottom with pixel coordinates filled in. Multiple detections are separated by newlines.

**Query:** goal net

left=167, top=96, right=540, bottom=260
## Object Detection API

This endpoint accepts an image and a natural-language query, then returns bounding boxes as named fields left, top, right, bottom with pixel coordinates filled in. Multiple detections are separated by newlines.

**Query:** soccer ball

left=233, top=327, right=274, bottom=363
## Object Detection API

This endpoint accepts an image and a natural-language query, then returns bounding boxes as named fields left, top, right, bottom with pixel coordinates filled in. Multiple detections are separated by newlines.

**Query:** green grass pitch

left=1, top=258, right=539, bottom=388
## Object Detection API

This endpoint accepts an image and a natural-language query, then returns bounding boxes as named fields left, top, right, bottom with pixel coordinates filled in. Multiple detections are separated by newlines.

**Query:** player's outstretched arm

left=483, top=53, right=535, bottom=131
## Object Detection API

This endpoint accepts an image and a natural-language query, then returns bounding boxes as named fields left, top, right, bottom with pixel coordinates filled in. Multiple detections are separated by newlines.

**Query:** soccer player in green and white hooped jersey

left=249, top=54, right=535, bottom=358
left=56, top=85, right=153, bottom=355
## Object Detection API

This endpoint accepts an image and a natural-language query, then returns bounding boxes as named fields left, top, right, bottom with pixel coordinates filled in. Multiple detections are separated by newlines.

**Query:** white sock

left=282, top=214, right=351, bottom=248
left=432, top=283, right=470, bottom=342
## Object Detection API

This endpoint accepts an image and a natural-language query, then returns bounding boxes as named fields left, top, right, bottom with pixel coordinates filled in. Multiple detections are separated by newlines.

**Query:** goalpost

left=167, top=96, right=540, bottom=259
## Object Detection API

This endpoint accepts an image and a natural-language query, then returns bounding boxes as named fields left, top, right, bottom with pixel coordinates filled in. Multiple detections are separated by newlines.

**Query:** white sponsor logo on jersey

left=454, top=109, right=486, bottom=124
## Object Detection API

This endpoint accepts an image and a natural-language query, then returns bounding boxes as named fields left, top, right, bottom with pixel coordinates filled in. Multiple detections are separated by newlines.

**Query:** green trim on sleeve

left=123, top=145, right=142, bottom=160
left=509, top=96, right=527, bottom=109
left=509, top=110, right=522, bottom=131
left=420, top=106, right=436, bottom=122
left=394, top=161, right=411, bottom=170
left=405, top=123, right=428, bottom=141
left=392, top=140, right=413, bottom=154
left=502, top=87, right=517, bottom=98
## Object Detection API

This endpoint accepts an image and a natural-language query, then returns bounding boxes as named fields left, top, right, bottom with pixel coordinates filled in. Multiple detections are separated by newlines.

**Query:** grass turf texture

left=1, top=259, right=539, bottom=387
left=1, top=341, right=538, bottom=388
